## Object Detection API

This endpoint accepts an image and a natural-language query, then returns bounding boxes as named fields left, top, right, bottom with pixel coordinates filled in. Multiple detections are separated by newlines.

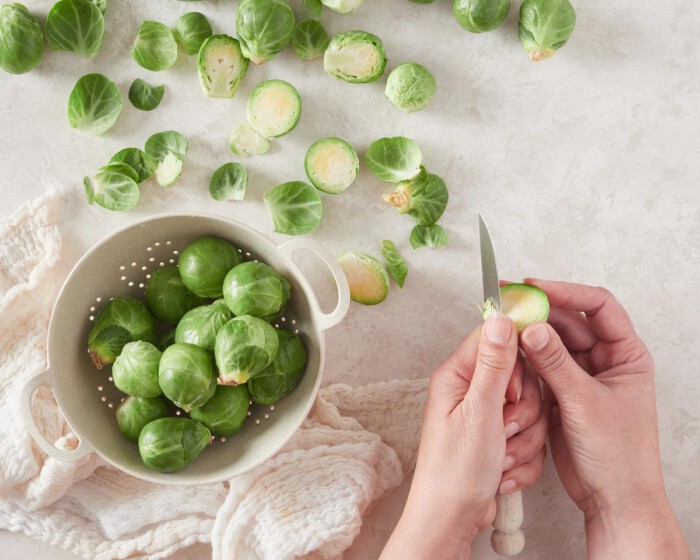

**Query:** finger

left=547, top=306, right=597, bottom=352
left=503, top=367, right=541, bottom=435
left=505, top=357, right=524, bottom=404
left=499, top=446, right=547, bottom=494
left=498, top=279, right=514, bottom=287
left=524, top=279, right=637, bottom=343
left=504, top=399, right=550, bottom=471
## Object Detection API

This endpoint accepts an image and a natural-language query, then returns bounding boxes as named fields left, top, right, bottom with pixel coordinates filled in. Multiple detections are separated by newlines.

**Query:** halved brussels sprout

left=338, top=252, right=389, bottom=305
left=223, top=262, right=291, bottom=320
left=382, top=167, right=448, bottom=226
left=381, top=240, right=408, bottom=288
left=323, top=30, right=387, bottom=84
left=385, top=62, right=436, bottom=113
left=87, top=296, right=156, bottom=368
left=113, top=341, right=163, bottom=398
left=454, top=0, right=510, bottom=33
left=145, top=265, right=205, bottom=325
left=68, top=73, right=122, bottom=136
left=229, top=124, right=270, bottom=157
left=518, top=0, right=576, bottom=61
left=144, top=130, right=187, bottom=187
left=235, top=0, right=295, bottom=64
left=175, top=299, right=234, bottom=351
left=320, top=0, right=365, bottom=13
left=209, top=162, right=248, bottom=201
left=178, top=236, right=243, bottom=298
left=409, top=224, right=448, bottom=249
left=131, top=20, right=178, bottom=71
left=109, top=148, right=154, bottom=183
left=46, top=0, right=104, bottom=59
left=158, top=343, right=217, bottom=411
left=304, top=137, right=358, bottom=194
left=83, top=166, right=139, bottom=212
left=174, top=12, right=212, bottom=55
left=128, top=79, right=165, bottom=111
left=264, top=181, right=323, bottom=236
left=197, top=35, right=249, bottom=98
left=365, top=137, right=422, bottom=183
left=190, top=384, right=250, bottom=436
left=0, top=3, right=43, bottom=74
left=247, top=80, right=301, bottom=139
left=138, top=417, right=210, bottom=472
left=215, top=316, right=279, bottom=385
left=481, top=283, right=550, bottom=332
left=292, top=19, right=329, bottom=60
left=157, top=328, right=176, bottom=351
left=247, top=330, right=307, bottom=405
left=116, top=396, right=169, bottom=443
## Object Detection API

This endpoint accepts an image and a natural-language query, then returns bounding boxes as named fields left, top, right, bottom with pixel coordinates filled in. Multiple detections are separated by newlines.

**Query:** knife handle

left=491, top=490, right=525, bottom=556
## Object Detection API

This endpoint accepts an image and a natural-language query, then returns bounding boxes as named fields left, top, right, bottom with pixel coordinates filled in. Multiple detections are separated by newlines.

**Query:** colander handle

left=278, top=238, right=350, bottom=331
left=21, top=369, right=94, bottom=462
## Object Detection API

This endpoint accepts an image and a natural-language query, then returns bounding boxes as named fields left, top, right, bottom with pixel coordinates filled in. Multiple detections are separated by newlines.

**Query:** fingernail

left=500, top=480, right=517, bottom=494
left=516, top=382, right=522, bottom=404
left=522, top=323, right=549, bottom=350
left=504, top=422, right=519, bottom=439
left=485, top=312, right=512, bottom=344
left=503, top=455, right=515, bottom=470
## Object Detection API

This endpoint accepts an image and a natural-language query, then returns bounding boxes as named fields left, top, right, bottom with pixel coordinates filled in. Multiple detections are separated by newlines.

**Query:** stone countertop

left=1, top=0, right=698, bottom=558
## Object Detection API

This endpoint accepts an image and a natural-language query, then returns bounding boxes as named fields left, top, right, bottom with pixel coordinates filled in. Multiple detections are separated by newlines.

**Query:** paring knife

left=479, top=213, right=525, bottom=557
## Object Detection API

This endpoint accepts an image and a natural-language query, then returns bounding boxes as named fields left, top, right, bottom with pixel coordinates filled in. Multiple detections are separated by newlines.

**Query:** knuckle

left=478, top=347, right=512, bottom=373
left=536, top=343, right=571, bottom=374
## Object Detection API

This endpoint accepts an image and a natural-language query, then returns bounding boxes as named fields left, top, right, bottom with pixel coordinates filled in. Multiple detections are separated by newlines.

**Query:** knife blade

left=479, top=213, right=501, bottom=311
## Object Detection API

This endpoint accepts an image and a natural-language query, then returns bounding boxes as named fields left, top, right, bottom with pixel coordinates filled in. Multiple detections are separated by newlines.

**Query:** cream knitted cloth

left=0, top=191, right=428, bottom=560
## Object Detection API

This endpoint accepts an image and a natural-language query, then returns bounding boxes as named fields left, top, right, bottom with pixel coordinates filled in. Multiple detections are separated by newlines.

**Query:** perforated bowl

left=21, top=213, right=350, bottom=485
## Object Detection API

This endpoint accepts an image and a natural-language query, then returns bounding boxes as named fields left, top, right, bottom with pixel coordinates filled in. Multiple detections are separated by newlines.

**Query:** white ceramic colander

left=21, top=213, right=350, bottom=485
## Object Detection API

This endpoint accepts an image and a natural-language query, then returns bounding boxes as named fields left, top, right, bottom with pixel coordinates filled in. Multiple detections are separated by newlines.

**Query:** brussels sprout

left=179, top=236, right=242, bottom=298
left=113, top=341, right=163, bottom=398
left=215, top=316, right=279, bottom=385
left=338, top=252, right=389, bottom=305
left=382, top=167, right=448, bottom=226
left=323, top=30, right=387, bottom=84
left=97, top=162, right=139, bottom=183
left=518, top=0, right=575, bottom=61
left=174, top=12, right=212, bottom=55
left=131, top=20, right=178, bottom=71
left=0, top=3, right=43, bottom=74
left=247, top=80, right=301, bottom=139
left=175, top=299, right=234, bottom=351
left=385, top=62, right=436, bottom=113
left=84, top=166, right=139, bottom=212
left=365, top=137, right=422, bottom=183
left=116, top=396, right=169, bottom=443
left=264, top=181, right=323, bottom=236
left=128, top=79, right=165, bottom=111
left=144, top=130, right=187, bottom=187
left=229, top=124, right=270, bottom=157
left=138, top=417, right=210, bottom=472
left=235, top=0, right=295, bottom=65
left=46, top=0, right=104, bottom=59
left=304, top=137, right=358, bottom=194
left=190, top=385, right=250, bottom=436
left=87, top=296, right=157, bottom=369
left=158, top=343, right=217, bottom=411
left=223, top=262, right=291, bottom=320
left=320, top=0, right=364, bottom=14
left=109, top=148, right=155, bottom=183
left=292, top=19, right=329, bottom=60
left=157, top=329, right=176, bottom=351
left=381, top=240, right=408, bottom=288
left=303, top=0, right=322, bottom=18
left=247, top=330, right=307, bottom=405
left=454, top=0, right=510, bottom=33
left=145, top=265, right=205, bottom=325
left=197, top=35, right=249, bottom=98
left=409, top=224, right=448, bottom=249
left=209, top=162, right=248, bottom=202
left=67, top=73, right=122, bottom=136
left=481, top=283, right=550, bottom=333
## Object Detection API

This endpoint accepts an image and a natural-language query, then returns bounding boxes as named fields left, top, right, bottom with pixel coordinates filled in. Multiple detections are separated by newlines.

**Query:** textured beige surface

left=1, top=0, right=699, bottom=558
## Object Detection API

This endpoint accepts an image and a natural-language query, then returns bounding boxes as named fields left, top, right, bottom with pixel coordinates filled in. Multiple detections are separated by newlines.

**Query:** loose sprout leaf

left=87, top=0, right=107, bottom=14
left=209, top=162, right=248, bottom=201
left=83, top=168, right=139, bottom=211
left=338, top=252, right=389, bottom=305
left=229, top=123, right=270, bottom=157
left=128, top=79, right=165, bottom=111
left=320, top=0, right=365, bottom=14
left=0, top=4, right=44, bottom=74
left=131, top=20, right=178, bottom=71
left=174, top=12, right=212, bottom=55
left=99, top=162, right=139, bottom=183
left=197, top=35, right=249, bottom=98
left=381, top=240, right=408, bottom=288
left=46, top=0, right=104, bottom=59
left=409, top=0, right=436, bottom=3
left=303, top=0, right=322, bottom=18
left=486, top=283, right=550, bottom=333
left=67, top=73, right=123, bottom=135
left=263, top=181, right=323, bottom=235
left=235, top=0, right=295, bottom=65
left=247, top=80, right=302, bottom=138
left=454, top=0, right=510, bottom=33
left=292, top=20, right=329, bottom=60
left=110, top=147, right=155, bottom=183
left=144, top=130, right=187, bottom=187
left=385, top=62, right=436, bottom=113
left=365, top=137, right=422, bottom=183
left=409, top=224, right=448, bottom=249
left=518, top=0, right=576, bottom=61
left=323, top=30, right=387, bottom=84
left=383, top=167, right=449, bottom=226
left=304, top=137, right=358, bottom=194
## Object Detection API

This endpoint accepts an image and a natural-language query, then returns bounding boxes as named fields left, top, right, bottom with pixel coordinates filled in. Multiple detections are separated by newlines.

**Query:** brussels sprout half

left=128, top=79, right=165, bottom=111
left=381, top=240, right=408, bottom=288
left=0, top=3, right=44, bottom=74
left=324, top=30, right=387, bottom=84
left=144, top=130, right=187, bottom=187
left=518, top=0, right=576, bottom=61
left=223, top=262, right=291, bottom=320
left=229, top=124, right=270, bottom=157
left=385, top=62, right=436, bottom=113
left=263, top=181, right=323, bottom=236
left=481, top=283, right=550, bottom=333
left=158, top=343, right=217, bottom=411
left=235, top=0, right=295, bottom=65
left=304, top=137, right=359, bottom=194
left=247, top=330, right=307, bottom=405
left=84, top=165, right=139, bottom=212
left=209, top=163, right=248, bottom=202
left=46, top=0, right=104, bottom=59
left=247, top=80, right=302, bottom=139
left=109, top=148, right=155, bottom=183
left=338, top=252, right=389, bottom=305
left=454, top=0, right=511, bottom=33
left=116, top=396, right=170, bottom=443
left=365, top=137, right=422, bottom=183
left=190, top=384, right=250, bottom=436
left=175, top=299, right=234, bottom=352
left=131, top=20, right=178, bottom=72
left=292, top=20, right=329, bottom=61
left=113, top=341, right=162, bottom=398
left=320, top=0, right=365, bottom=14
left=197, top=35, right=249, bottom=98
left=68, top=73, right=123, bottom=136
left=138, top=417, right=211, bottom=472
left=382, top=167, right=449, bottom=226
left=178, top=235, right=243, bottom=298
left=174, top=12, right=212, bottom=55
left=409, top=224, right=448, bottom=249
left=145, top=265, right=205, bottom=325
left=215, top=316, right=279, bottom=385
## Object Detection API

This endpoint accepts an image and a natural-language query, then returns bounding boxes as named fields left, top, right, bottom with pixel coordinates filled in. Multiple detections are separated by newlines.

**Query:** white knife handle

left=491, top=490, right=525, bottom=556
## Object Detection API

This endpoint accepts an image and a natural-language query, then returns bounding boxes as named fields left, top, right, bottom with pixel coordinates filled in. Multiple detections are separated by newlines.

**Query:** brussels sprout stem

left=529, top=48, right=554, bottom=61
left=89, top=350, right=109, bottom=369
left=382, top=189, right=410, bottom=212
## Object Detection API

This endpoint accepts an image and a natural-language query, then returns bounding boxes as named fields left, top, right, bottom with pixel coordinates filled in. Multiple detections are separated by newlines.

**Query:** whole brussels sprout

left=0, top=3, right=44, bottom=75
left=453, top=0, right=510, bottom=33
left=247, top=330, right=307, bottom=405
left=222, top=262, right=291, bottom=321
left=175, top=299, right=233, bottom=351
left=518, top=0, right=576, bottom=61
left=112, top=341, right=162, bottom=398
left=382, top=166, right=449, bottom=226
left=215, top=316, right=279, bottom=385
left=178, top=236, right=243, bottom=298
left=145, top=265, right=205, bottom=325
left=190, top=385, right=250, bottom=436
left=116, top=396, right=169, bottom=442
left=235, top=0, right=295, bottom=64
left=138, top=417, right=211, bottom=472
left=158, top=343, right=217, bottom=411
left=384, top=62, right=436, bottom=113
left=87, top=296, right=157, bottom=369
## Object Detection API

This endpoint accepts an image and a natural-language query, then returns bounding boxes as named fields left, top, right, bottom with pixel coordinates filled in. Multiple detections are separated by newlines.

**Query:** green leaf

left=174, top=12, right=212, bottom=55
left=110, top=148, right=155, bottom=183
left=0, top=4, right=44, bottom=74
left=46, top=0, right=104, bottom=58
left=128, top=79, right=165, bottom=111
left=67, top=73, right=122, bottom=135
left=365, top=137, right=422, bottom=183
left=381, top=240, right=408, bottom=288
left=83, top=168, right=139, bottom=211
left=131, top=20, right=178, bottom=71
left=409, top=224, right=448, bottom=249
left=209, top=163, right=248, bottom=201
left=303, top=0, right=322, bottom=18
left=264, top=181, right=323, bottom=236
left=292, top=19, right=329, bottom=60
